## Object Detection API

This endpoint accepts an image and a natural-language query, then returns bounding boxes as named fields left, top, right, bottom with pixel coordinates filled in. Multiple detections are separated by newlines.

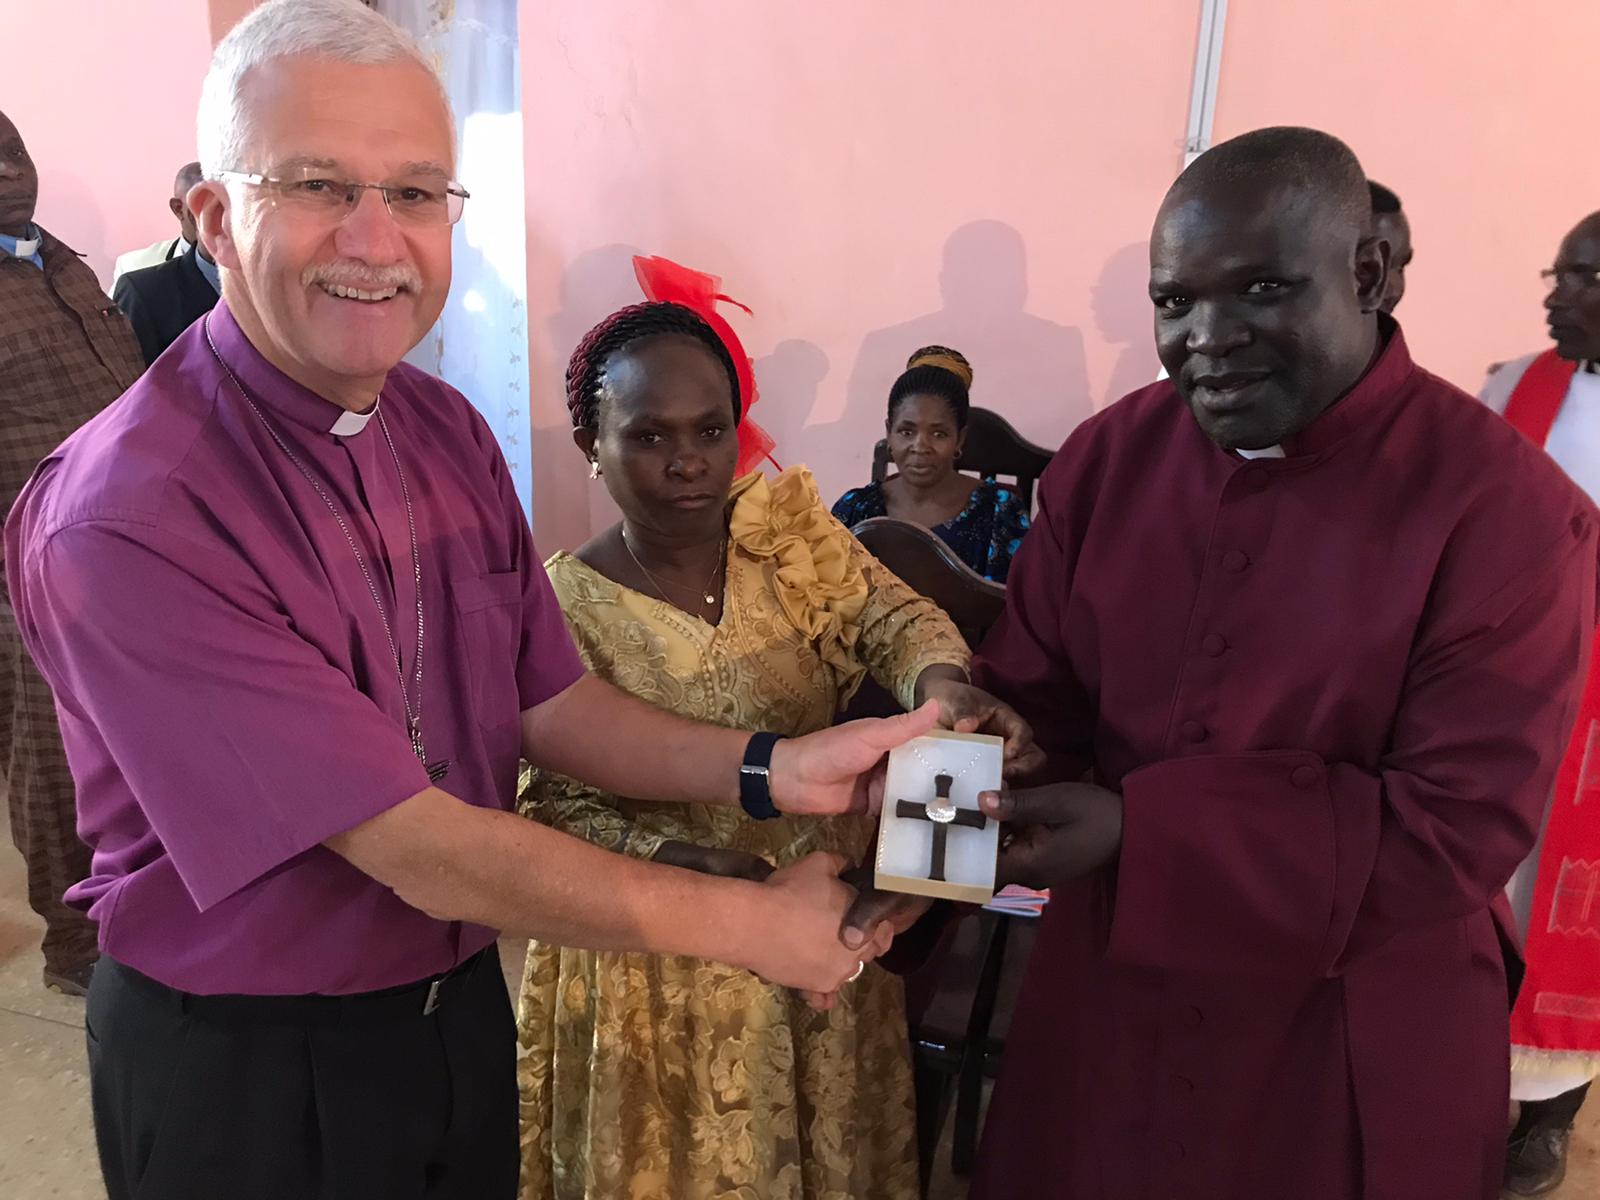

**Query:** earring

left=589, top=459, right=602, bottom=480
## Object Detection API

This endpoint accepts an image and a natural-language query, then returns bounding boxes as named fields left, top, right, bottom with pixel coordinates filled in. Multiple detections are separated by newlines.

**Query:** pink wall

left=521, top=1, right=1199, bottom=550
left=209, top=0, right=261, bottom=43
left=14, top=1, right=1594, bottom=550
left=3, top=1, right=214, bottom=288
left=1212, top=0, right=1600, bottom=402
left=521, top=1, right=1600, bottom=551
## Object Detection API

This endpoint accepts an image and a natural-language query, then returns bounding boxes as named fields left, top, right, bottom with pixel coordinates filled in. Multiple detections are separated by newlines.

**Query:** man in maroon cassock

left=967, top=127, right=1599, bottom=1199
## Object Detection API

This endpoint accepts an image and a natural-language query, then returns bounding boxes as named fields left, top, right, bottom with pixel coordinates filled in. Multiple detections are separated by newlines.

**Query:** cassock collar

left=206, top=299, right=383, bottom=438
left=1280, top=315, right=1415, bottom=458
left=1236, top=444, right=1285, bottom=460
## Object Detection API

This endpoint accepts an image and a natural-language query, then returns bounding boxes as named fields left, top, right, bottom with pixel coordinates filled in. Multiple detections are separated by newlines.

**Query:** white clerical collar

left=329, top=396, right=380, bottom=437
left=14, top=232, right=40, bottom=259
left=1236, top=444, right=1286, bottom=459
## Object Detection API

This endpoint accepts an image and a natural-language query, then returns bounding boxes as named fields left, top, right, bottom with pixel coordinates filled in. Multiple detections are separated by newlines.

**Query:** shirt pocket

left=451, top=570, right=525, bottom=729
left=0, top=325, right=74, bottom=414
left=86, top=304, right=146, bottom=387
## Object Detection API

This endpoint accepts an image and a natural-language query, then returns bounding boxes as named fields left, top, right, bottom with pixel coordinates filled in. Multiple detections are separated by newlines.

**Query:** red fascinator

left=632, top=255, right=779, bottom=475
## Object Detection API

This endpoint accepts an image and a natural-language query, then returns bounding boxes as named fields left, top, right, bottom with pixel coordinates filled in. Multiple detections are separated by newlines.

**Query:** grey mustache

left=302, top=262, right=420, bottom=292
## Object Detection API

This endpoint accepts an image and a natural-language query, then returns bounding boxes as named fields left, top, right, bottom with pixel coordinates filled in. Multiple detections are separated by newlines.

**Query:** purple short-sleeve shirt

left=5, top=302, right=584, bottom=994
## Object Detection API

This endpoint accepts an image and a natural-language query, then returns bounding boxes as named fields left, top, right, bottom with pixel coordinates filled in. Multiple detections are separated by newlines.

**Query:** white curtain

left=378, top=0, right=532, bottom=516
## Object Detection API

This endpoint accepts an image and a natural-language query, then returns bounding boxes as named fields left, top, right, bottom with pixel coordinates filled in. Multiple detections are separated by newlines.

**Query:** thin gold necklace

left=621, top=528, right=726, bottom=609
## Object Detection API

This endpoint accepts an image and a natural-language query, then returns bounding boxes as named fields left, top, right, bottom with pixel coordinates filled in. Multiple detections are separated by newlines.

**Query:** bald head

left=174, top=161, right=203, bottom=197
left=1565, top=211, right=1600, bottom=245
left=0, top=109, right=39, bottom=235
left=1165, top=126, right=1371, bottom=242
left=1546, top=210, right=1600, bottom=362
left=169, top=160, right=203, bottom=245
left=1148, top=127, right=1389, bottom=451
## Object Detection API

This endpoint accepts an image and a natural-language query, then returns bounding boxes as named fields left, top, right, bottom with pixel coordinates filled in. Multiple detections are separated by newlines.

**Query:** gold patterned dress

left=515, top=467, right=969, bottom=1200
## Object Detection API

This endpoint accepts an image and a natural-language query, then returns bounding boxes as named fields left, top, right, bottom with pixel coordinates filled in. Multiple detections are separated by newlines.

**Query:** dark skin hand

left=651, top=848, right=897, bottom=1012
left=655, top=840, right=774, bottom=882
left=798, top=864, right=921, bottom=1012
left=828, top=696, right=1046, bottom=963
left=827, top=776, right=1124, bottom=976
left=979, top=782, right=1124, bottom=888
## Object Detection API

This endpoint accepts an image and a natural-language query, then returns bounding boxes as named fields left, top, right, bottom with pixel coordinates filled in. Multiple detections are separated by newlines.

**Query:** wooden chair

left=840, top=516, right=1033, bottom=1189
left=909, top=907, right=1036, bottom=1181
left=851, top=517, right=1006, bottom=649
left=871, top=406, right=1055, bottom=511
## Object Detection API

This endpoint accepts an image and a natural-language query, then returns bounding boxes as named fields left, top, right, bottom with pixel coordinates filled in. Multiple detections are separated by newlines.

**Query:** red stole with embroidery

left=1504, top=350, right=1600, bottom=1064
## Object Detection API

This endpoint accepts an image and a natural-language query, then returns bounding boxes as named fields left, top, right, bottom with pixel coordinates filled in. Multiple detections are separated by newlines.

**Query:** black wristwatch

left=739, top=732, right=784, bottom=820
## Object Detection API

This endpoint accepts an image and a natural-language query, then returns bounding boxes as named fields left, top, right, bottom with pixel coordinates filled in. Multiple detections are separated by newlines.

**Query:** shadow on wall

left=37, top=170, right=110, bottom=288
left=545, top=242, right=649, bottom=372
left=836, top=220, right=1092, bottom=485
left=531, top=242, right=645, bottom=549
left=753, top=339, right=831, bottom=470
left=1093, top=240, right=1161, bottom=408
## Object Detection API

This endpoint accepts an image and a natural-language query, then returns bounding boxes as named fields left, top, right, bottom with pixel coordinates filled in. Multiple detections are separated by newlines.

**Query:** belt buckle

left=422, top=978, right=443, bottom=1016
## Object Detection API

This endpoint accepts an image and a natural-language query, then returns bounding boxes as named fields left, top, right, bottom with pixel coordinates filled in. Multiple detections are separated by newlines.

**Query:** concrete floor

left=1, top=850, right=1595, bottom=1199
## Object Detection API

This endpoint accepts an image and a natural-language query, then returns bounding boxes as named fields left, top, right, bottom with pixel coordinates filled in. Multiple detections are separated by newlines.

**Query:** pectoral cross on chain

left=896, top=772, right=987, bottom=883
left=410, top=717, right=451, bottom=784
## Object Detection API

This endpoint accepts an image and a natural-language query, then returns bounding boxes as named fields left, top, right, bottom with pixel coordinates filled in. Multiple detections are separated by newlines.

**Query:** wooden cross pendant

left=895, top=772, right=988, bottom=882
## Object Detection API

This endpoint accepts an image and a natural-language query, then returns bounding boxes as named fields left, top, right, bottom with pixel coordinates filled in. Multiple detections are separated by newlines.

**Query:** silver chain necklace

left=910, top=742, right=984, bottom=781
left=204, top=319, right=446, bottom=782
left=621, top=526, right=726, bottom=610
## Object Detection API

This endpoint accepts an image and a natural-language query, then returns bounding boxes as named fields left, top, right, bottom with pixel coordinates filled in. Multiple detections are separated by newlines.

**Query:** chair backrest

left=871, top=406, right=1055, bottom=510
left=850, top=516, right=1006, bottom=651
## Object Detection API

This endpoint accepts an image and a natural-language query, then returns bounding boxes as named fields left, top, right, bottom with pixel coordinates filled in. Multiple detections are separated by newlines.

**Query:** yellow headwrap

left=906, top=348, right=974, bottom=389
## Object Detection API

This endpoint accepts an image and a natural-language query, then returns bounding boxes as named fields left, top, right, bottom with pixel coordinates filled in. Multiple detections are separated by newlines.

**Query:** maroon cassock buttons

left=1291, top=765, right=1321, bottom=789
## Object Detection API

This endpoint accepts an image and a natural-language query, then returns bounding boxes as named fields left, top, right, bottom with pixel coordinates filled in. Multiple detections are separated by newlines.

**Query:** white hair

left=197, top=0, right=454, bottom=178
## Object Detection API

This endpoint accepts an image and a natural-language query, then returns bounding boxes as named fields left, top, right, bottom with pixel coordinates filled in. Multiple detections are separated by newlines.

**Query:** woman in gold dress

left=515, top=300, right=1032, bottom=1199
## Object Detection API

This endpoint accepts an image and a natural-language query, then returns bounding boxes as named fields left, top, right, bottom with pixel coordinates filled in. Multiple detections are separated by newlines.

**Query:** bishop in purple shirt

left=2, top=4, right=982, bottom=1197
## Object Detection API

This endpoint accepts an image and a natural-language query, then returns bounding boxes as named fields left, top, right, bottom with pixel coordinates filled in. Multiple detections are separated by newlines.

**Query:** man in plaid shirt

left=0, top=108, right=144, bottom=995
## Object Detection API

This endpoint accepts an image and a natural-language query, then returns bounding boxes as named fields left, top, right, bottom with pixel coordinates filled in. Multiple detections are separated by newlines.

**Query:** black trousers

left=85, top=949, right=519, bottom=1200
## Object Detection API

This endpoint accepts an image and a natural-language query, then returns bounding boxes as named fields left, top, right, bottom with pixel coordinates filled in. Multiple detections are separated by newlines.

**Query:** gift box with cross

left=875, top=730, right=1002, bottom=904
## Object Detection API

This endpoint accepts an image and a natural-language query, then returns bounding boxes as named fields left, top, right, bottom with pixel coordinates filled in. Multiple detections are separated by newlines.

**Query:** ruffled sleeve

left=730, top=467, right=969, bottom=708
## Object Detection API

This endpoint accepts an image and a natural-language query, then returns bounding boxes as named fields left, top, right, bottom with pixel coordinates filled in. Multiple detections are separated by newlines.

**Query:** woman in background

left=515, top=301, right=1034, bottom=1200
left=832, top=346, right=1030, bottom=582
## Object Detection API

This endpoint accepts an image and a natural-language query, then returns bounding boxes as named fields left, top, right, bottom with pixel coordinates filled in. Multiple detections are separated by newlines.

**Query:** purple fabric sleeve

left=24, top=520, right=432, bottom=911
